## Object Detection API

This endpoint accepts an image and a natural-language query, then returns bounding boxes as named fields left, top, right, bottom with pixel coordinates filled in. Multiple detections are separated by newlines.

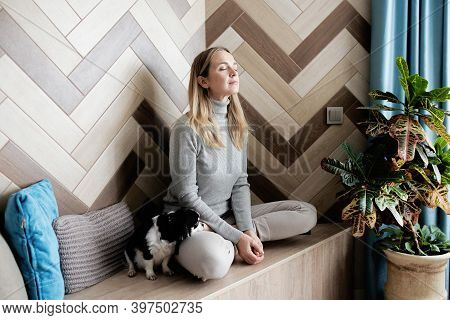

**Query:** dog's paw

left=146, top=273, right=158, bottom=280
left=128, top=270, right=137, bottom=277
left=163, top=269, right=175, bottom=276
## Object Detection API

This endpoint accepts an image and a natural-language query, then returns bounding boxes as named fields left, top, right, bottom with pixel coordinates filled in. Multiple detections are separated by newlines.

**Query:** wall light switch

left=326, top=107, right=343, bottom=124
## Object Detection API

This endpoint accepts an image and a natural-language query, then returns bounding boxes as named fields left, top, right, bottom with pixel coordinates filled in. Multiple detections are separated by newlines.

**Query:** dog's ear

left=182, top=209, right=199, bottom=225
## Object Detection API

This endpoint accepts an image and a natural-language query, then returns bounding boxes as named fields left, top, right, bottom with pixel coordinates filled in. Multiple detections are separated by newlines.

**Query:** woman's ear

left=197, top=76, right=209, bottom=89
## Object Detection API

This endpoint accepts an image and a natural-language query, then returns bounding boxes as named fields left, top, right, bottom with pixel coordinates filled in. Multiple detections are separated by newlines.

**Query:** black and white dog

left=124, top=208, right=204, bottom=280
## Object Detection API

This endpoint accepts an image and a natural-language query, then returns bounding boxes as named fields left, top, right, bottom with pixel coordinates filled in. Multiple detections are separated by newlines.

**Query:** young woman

left=162, top=47, right=317, bottom=281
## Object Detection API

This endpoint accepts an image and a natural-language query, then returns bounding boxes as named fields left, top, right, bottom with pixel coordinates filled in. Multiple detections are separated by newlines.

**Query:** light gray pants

left=174, top=200, right=317, bottom=281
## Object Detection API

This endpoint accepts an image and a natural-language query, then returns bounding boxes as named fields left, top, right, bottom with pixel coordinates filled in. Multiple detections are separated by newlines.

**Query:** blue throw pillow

left=4, top=179, right=64, bottom=300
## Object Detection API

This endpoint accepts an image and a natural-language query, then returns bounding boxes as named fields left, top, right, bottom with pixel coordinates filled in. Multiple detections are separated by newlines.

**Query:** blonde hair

left=184, top=47, right=252, bottom=150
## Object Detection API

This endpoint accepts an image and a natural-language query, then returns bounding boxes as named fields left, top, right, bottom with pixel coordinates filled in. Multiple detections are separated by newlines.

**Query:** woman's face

left=197, top=50, right=239, bottom=101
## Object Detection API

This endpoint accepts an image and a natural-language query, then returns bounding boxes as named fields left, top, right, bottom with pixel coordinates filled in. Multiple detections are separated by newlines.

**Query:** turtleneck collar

left=211, top=98, right=230, bottom=118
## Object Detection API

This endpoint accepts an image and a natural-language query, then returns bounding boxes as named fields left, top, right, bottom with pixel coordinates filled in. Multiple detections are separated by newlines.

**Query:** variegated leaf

left=364, top=206, right=377, bottom=228
left=389, top=114, right=426, bottom=161
left=352, top=213, right=365, bottom=237
left=342, top=198, right=359, bottom=221
left=421, top=115, right=450, bottom=145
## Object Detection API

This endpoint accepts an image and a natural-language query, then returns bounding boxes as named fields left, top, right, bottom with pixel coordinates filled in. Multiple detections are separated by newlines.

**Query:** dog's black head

left=156, top=208, right=200, bottom=249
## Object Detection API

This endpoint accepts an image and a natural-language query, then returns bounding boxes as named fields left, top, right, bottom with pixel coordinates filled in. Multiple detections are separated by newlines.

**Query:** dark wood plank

left=345, top=99, right=367, bottom=135
left=289, top=87, right=358, bottom=156
left=247, top=160, right=287, bottom=203
left=290, top=0, right=358, bottom=68
left=205, top=0, right=243, bottom=47
left=90, top=151, right=144, bottom=211
left=233, top=13, right=301, bottom=83
left=133, top=100, right=171, bottom=158
left=0, top=141, right=89, bottom=215
left=346, top=13, right=371, bottom=52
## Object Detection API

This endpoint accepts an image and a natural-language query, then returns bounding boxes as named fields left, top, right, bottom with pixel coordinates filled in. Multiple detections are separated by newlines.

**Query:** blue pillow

left=4, top=179, right=64, bottom=300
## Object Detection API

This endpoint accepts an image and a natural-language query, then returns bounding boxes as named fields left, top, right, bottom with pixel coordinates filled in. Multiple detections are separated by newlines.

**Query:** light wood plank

left=145, top=0, right=190, bottom=50
left=291, top=0, right=343, bottom=39
left=211, top=228, right=352, bottom=299
left=290, top=29, right=357, bottom=97
left=239, top=71, right=300, bottom=140
left=345, top=72, right=369, bottom=107
left=288, top=56, right=356, bottom=127
left=0, top=172, right=10, bottom=194
left=72, top=86, right=144, bottom=170
left=0, top=99, right=85, bottom=191
left=347, top=0, right=371, bottom=23
left=181, top=0, right=205, bottom=37
left=131, top=66, right=181, bottom=126
left=67, top=0, right=136, bottom=56
left=1, top=0, right=82, bottom=75
left=0, top=56, right=84, bottom=153
left=73, top=118, right=144, bottom=207
left=270, top=111, right=303, bottom=141
left=131, top=0, right=190, bottom=81
left=0, top=131, right=7, bottom=150
left=186, top=0, right=198, bottom=6
left=346, top=44, right=370, bottom=81
left=0, top=89, right=5, bottom=104
left=264, top=0, right=302, bottom=25
left=210, top=27, right=244, bottom=52
left=247, top=134, right=300, bottom=195
left=66, top=0, right=102, bottom=18
left=291, top=128, right=367, bottom=201
left=70, top=48, right=142, bottom=133
left=292, top=0, right=314, bottom=11
left=34, top=0, right=81, bottom=36
left=234, top=42, right=301, bottom=111
left=234, top=0, right=302, bottom=54
left=65, top=223, right=351, bottom=299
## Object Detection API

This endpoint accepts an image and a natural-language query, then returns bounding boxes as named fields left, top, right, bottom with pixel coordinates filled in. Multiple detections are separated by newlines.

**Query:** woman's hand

left=236, top=232, right=264, bottom=265
left=244, top=229, right=264, bottom=257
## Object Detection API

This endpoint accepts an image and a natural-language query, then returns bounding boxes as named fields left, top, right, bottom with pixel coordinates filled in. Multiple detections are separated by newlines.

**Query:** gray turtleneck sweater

left=162, top=98, right=254, bottom=244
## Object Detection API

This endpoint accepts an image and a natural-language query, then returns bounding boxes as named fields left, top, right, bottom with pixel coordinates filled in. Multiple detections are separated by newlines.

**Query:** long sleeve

left=167, top=121, right=244, bottom=244
left=231, top=138, right=254, bottom=232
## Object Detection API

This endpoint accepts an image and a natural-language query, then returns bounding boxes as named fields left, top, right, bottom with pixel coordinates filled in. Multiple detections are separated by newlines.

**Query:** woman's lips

left=229, top=81, right=238, bottom=85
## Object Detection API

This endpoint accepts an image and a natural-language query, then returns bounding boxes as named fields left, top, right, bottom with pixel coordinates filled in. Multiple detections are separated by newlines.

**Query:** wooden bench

left=65, top=222, right=353, bottom=300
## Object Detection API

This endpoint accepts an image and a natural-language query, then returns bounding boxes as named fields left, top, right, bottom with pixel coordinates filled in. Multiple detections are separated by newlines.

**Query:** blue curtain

left=367, top=0, right=450, bottom=299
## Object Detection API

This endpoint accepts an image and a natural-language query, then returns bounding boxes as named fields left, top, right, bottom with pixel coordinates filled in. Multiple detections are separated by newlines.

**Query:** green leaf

left=416, top=144, right=428, bottom=167
left=341, top=143, right=366, bottom=179
left=419, top=99, right=445, bottom=123
left=321, top=158, right=360, bottom=187
left=428, top=87, right=450, bottom=102
left=405, top=241, right=415, bottom=254
left=390, top=185, right=409, bottom=201
left=358, top=189, right=374, bottom=215
left=408, top=74, right=428, bottom=98
left=375, top=194, right=403, bottom=226
left=430, top=244, right=440, bottom=252
left=368, top=90, right=402, bottom=104
left=396, top=56, right=410, bottom=103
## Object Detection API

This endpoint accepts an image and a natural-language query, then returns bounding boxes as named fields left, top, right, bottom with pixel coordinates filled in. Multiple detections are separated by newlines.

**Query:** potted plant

left=321, top=56, right=450, bottom=300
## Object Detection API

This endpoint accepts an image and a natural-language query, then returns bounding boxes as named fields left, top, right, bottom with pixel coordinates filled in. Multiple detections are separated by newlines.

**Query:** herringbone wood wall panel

left=0, top=0, right=370, bottom=219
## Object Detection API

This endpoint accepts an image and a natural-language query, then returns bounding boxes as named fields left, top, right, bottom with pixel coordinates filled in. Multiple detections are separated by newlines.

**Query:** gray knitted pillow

left=52, top=202, right=134, bottom=294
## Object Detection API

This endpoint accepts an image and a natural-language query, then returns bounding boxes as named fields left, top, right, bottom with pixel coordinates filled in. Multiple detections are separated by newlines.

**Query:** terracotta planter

left=384, top=249, right=450, bottom=300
